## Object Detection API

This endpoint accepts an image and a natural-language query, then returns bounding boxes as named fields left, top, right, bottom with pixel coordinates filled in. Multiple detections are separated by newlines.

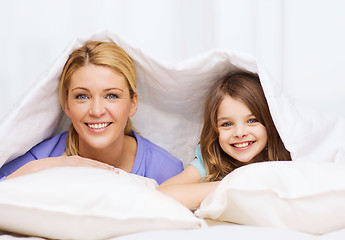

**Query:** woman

left=0, top=41, right=183, bottom=184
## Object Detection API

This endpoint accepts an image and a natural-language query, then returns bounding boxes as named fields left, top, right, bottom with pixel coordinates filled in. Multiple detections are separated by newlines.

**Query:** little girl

left=158, top=71, right=291, bottom=209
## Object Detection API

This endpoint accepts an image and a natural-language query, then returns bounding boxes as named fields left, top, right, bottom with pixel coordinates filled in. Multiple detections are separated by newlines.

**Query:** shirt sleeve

left=189, top=144, right=207, bottom=178
left=0, top=151, right=36, bottom=179
left=131, top=131, right=184, bottom=185
left=0, top=132, right=67, bottom=179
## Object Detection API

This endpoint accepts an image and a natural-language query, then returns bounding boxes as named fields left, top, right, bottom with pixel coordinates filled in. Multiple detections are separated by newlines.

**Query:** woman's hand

left=7, top=155, right=118, bottom=179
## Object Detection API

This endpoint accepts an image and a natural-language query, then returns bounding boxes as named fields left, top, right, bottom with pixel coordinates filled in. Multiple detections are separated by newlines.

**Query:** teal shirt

left=189, top=144, right=207, bottom=178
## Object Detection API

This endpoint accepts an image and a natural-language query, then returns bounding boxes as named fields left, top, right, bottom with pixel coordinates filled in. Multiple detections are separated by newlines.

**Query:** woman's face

left=217, top=95, right=267, bottom=163
left=64, top=64, right=137, bottom=152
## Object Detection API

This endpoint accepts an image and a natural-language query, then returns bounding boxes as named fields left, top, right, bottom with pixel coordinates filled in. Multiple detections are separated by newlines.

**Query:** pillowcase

left=195, top=161, right=345, bottom=235
left=0, top=167, right=205, bottom=240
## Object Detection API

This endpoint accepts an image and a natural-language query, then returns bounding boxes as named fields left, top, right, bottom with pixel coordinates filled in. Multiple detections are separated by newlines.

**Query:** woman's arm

left=6, top=155, right=117, bottom=179
left=157, top=165, right=219, bottom=210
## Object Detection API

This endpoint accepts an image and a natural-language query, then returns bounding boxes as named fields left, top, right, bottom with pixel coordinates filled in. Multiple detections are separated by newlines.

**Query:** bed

left=1, top=30, right=345, bottom=240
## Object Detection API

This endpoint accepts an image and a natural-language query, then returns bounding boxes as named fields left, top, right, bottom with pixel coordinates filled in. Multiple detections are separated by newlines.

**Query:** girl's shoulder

left=189, top=144, right=207, bottom=178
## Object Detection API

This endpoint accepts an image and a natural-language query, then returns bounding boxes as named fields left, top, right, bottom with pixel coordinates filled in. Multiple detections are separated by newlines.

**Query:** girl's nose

left=89, top=99, right=105, bottom=117
left=234, top=124, right=248, bottom=138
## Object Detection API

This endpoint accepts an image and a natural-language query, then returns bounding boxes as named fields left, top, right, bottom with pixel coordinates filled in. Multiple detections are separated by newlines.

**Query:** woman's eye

left=248, top=118, right=259, bottom=124
left=75, top=94, right=89, bottom=100
left=106, top=94, right=118, bottom=100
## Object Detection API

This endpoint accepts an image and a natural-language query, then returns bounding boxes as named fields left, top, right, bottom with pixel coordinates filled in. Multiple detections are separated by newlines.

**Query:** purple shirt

left=0, top=131, right=183, bottom=184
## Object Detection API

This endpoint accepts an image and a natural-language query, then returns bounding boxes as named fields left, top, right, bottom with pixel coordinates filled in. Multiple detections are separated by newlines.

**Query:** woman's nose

left=89, top=99, right=105, bottom=117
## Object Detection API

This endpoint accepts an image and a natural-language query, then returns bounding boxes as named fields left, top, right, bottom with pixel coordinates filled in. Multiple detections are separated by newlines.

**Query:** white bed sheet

left=1, top=30, right=345, bottom=240
left=2, top=220, right=345, bottom=240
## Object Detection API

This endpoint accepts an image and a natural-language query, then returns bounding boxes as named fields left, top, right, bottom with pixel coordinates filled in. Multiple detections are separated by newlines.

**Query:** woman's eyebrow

left=104, top=88, right=123, bottom=92
left=71, top=87, right=89, bottom=92
left=71, top=87, right=124, bottom=92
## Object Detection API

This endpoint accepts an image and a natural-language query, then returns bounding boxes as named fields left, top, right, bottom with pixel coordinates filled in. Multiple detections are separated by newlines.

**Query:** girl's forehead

left=218, top=95, right=252, bottom=117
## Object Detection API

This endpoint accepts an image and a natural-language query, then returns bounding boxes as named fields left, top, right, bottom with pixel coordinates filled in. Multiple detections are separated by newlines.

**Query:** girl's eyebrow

left=217, top=114, right=255, bottom=122
left=217, top=116, right=229, bottom=122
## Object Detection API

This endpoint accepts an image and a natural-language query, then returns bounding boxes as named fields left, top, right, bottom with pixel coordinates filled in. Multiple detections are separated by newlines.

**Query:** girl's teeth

left=234, top=142, right=249, bottom=148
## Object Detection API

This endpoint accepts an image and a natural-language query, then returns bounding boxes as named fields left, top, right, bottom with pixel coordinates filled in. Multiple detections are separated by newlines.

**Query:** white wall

left=1, top=0, right=345, bottom=121
left=284, top=1, right=345, bottom=115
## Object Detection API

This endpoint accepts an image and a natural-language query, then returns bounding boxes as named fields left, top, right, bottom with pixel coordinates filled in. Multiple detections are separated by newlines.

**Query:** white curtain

left=1, top=0, right=345, bottom=120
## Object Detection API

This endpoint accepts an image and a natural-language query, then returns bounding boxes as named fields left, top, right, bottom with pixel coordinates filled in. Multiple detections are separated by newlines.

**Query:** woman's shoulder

left=0, top=132, right=68, bottom=178
left=132, top=130, right=182, bottom=166
left=30, top=131, right=68, bottom=158
left=130, top=130, right=183, bottom=184
left=41, top=131, right=68, bottom=144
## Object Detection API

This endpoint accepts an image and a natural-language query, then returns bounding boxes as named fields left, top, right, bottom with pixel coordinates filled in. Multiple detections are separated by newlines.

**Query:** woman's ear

left=64, top=97, right=71, bottom=118
left=129, top=93, right=138, bottom=117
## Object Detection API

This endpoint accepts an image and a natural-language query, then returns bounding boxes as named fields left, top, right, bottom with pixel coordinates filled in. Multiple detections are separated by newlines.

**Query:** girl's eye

left=106, top=94, right=118, bottom=100
left=75, top=94, right=89, bottom=100
left=221, top=122, right=232, bottom=127
left=248, top=118, right=259, bottom=124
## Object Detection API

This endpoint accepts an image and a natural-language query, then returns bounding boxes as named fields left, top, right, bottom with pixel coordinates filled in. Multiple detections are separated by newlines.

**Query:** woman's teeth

left=88, top=123, right=109, bottom=129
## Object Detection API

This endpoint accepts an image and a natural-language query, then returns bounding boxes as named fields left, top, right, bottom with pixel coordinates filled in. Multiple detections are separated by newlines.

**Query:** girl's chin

left=232, top=154, right=257, bottom=163
left=236, top=159, right=253, bottom=163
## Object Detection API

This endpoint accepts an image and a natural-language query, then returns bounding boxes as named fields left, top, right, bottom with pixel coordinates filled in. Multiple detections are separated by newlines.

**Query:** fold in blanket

left=0, top=30, right=344, bottom=167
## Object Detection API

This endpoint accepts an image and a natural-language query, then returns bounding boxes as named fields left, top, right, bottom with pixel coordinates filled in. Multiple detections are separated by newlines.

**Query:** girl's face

left=64, top=64, right=138, bottom=152
left=217, top=95, right=267, bottom=163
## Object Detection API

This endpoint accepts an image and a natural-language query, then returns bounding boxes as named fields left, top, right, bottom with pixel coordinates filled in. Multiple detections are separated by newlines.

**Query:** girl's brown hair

left=200, top=71, right=291, bottom=181
left=58, top=41, right=136, bottom=156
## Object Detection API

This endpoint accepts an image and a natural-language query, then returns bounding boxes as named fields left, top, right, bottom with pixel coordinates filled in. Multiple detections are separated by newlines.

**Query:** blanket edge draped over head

left=1, top=29, right=344, bottom=167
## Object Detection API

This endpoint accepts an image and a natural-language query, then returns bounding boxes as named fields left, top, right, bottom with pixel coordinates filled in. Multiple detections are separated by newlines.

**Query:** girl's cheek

left=218, top=131, right=230, bottom=145
left=219, top=129, right=231, bottom=138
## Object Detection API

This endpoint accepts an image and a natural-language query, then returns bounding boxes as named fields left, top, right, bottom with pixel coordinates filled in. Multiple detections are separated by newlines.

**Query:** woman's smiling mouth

left=86, top=122, right=112, bottom=130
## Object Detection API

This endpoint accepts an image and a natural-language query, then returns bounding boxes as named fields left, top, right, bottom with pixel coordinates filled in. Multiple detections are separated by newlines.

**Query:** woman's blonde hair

left=58, top=41, right=137, bottom=156
left=201, top=71, right=291, bottom=182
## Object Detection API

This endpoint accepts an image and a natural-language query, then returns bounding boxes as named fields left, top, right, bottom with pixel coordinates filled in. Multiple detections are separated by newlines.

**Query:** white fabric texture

left=1, top=30, right=345, bottom=238
left=1, top=30, right=344, bottom=167
left=114, top=224, right=313, bottom=240
left=0, top=167, right=205, bottom=240
left=196, top=161, right=345, bottom=234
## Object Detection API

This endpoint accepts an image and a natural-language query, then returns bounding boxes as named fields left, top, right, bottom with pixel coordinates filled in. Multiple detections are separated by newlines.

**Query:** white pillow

left=0, top=167, right=205, bottom=239
left=195, top=161, right=345, bottom=234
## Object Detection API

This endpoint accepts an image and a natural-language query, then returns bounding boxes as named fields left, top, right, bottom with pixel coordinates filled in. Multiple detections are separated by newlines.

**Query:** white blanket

left=1, top=30, right=344, bottom=167
left=1, top=30, right=345, bottom=239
